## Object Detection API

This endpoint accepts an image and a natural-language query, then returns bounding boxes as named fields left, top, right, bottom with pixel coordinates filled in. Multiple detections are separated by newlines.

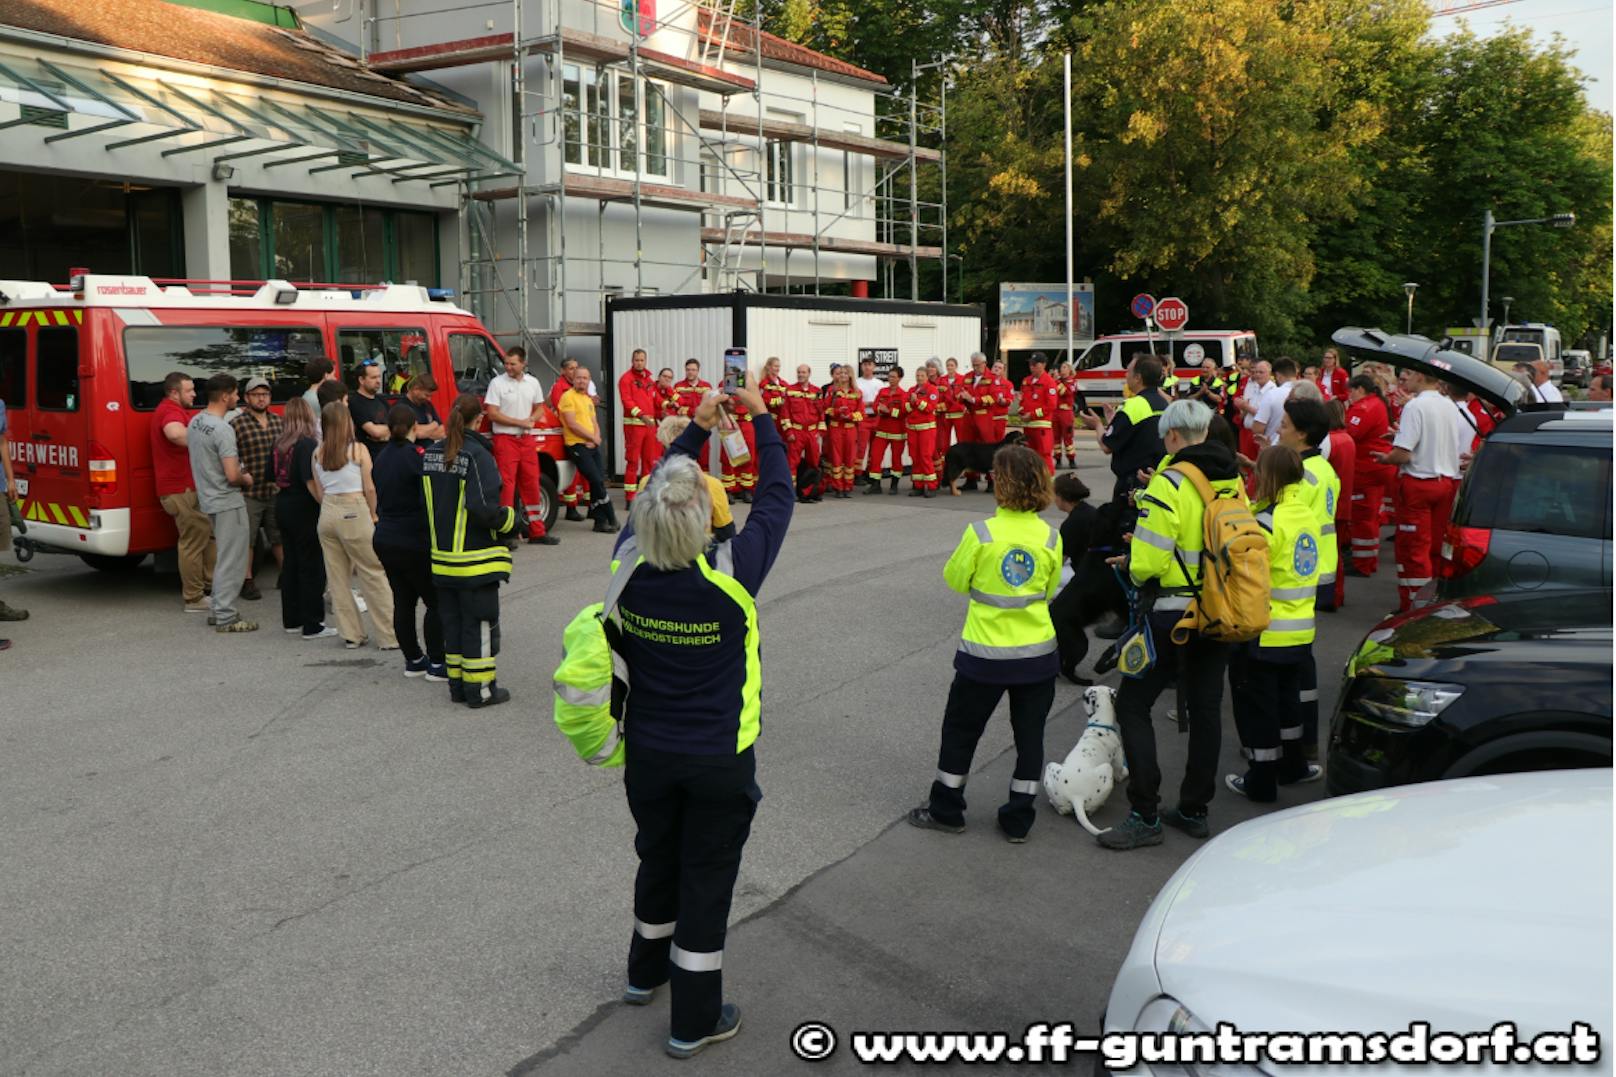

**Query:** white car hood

left=1154, top=772, right=1613, bottom=1039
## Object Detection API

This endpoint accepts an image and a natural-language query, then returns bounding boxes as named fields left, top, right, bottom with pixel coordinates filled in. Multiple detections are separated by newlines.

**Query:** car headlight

left=1350, top=677, right=1464, bottom=727
left=1133, top=998, right=1266, bottom=1077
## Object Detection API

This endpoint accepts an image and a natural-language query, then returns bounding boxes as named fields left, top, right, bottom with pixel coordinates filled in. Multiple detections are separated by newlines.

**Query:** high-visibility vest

left=1129, top=462, right=1246, bottom=611
left=1299, top=452, right=1340, bottom=586
left=945, top=509, right=1062, bottom=662
left=1118, top=390, right=1165, bottom=430
left=1254, top=484, right=1320, bottom=647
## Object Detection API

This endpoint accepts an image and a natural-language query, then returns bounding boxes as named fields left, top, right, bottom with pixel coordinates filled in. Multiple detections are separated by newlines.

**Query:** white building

left=0, top=0, right=944, bottom=376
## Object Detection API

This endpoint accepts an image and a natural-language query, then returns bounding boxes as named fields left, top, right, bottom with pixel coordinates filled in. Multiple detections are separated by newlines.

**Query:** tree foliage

left=840, top=0, right=1612, bottom=352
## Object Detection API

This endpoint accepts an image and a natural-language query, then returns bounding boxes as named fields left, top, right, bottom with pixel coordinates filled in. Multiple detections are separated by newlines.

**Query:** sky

left=1439, top=0, right=1614, bottom=114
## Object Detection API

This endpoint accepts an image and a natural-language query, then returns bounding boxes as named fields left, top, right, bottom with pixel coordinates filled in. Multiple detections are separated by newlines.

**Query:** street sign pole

left=1064, top=52, right=1074, bottom=370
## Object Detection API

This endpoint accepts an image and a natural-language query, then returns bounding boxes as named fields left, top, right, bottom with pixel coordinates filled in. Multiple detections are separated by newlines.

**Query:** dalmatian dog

left=1043, top=686, right=1128, bottom=836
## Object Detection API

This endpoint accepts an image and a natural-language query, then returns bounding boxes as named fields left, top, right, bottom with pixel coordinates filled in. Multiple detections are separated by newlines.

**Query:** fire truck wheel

left=79, top=553, right=148, bottom=573
left=536, top=473, right=560, bottom=533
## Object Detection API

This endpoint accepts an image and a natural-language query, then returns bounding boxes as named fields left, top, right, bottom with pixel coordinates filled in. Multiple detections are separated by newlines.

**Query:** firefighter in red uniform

left=864, top=366, right=909, bottom=495
left=783, top=363, right=824, bottom=491
left=1018, top=352, right=1059, bottom=474
left=655, top=367, right=678, bottom=420
left=820, top=366, right=839, bottom=467
left=824, top=364, right=865, bottom=498
left=617, top=348, right=661, bottom=506
left=1344, top=373, right=1394, bottom=578
left=905, top=365, right=942, bottom=498
left=1054, top=360, right=1079, bottom=468
left=673, top=358, right=712, bottom=419
left=551, top=357, right=587, bottom=522
left=939, top=357, right=966, bottom=462
left=759, top=356, right=788, bottom=431
left=989, top=359, right=1014, bottom=440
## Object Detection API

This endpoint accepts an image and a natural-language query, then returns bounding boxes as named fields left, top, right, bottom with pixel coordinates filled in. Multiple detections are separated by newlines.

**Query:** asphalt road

left=0, top=443, right=1401, bottom=1076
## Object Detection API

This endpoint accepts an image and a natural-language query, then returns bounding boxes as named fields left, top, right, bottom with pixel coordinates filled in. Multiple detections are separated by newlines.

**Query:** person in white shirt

left=1237, top=359, right=1274, bottom=439
left=483, top=347, right=557, bottom=545
left=854, top=355, right=884, bottom=472
left=1531, top=360, right=1564, bottom=404
left=1251, top=357, right=1298, bottom=445
left=1375, top=369, right=1460, bottom=612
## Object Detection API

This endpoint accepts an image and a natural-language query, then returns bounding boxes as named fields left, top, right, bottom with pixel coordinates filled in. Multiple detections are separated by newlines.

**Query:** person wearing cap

left=1017, top=352, right=1059, bottom=474
left=231, top=376, right=284, bottom=601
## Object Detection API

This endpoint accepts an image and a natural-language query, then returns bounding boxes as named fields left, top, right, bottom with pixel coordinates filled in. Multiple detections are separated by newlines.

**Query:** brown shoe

left=0, top=601, right=27, bottom=622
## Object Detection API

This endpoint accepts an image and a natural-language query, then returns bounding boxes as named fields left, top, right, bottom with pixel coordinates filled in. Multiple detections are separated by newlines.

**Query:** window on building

left=0, top=170, right=182, bottom=283
left=228, top=198, right=440, bottom=287
left=123, top=326, right=325, bottom=410
left=843, top=123, right=862, bottom=215
left=764, top=126, right=796, bottom=206
left=35, top=327, right=80, bottom=411
left=561, top=65, right=670, bottom=178
left=699, top=149, right=722, bottom=194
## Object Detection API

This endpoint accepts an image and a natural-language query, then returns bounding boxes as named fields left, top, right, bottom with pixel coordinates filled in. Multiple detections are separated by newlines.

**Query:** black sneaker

left=906, top=806, right=964, bottom=834
left=623, top=983, right=659, bottom=1006
left=665, top=1003, right=741, bottom=1060
left=1097, top=811, right=1163, bottom=850
left=1163, top=809, right=1210, bottom=840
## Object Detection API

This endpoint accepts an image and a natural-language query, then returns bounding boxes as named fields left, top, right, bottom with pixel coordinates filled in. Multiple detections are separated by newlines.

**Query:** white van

left=1071, top=330, right=1259, bottom=401
left=1497, top=323, right=1563, bottom=382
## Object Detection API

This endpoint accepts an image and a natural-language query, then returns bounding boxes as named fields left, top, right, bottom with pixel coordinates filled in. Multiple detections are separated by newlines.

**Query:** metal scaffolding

left=363, top=0, right=946, bottom=368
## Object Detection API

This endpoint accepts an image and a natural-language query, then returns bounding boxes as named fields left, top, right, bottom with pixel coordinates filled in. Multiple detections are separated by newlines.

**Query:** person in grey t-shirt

left=188, top=374, right=258, bottom=633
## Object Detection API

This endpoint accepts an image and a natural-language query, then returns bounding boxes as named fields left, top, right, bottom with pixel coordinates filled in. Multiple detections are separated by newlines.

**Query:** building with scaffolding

left=301, top=0, right=948, bottom=372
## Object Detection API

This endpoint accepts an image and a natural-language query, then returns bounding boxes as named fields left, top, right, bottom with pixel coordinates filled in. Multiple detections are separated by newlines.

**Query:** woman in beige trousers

left=312, top=403, right=398, bottom=650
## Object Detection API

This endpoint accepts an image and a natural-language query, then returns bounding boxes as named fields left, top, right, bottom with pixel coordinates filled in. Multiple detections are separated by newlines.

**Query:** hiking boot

left=448, top=681, right=466, bottom=704
left=862, top=480, right=882, bottom=495
left=240, top=579, right=262, bottom=601
left=887, top=476, right=900, bottom=495
left=923, top=488, right=936, bottom=499
left=906, top=806, right=964, bottom=834
left=465, top=683, right=512, bottom=709
left=1163, top=809, right=1210, bottom=840
left=1097, top=811, right=1163, bottom=850
left=907, top=488, right=925, bottom=497
left=0, top=601, right=28, bottom=621
left=564, top=507, right=586, bottom=522
left=528, top=535, right=560, bottom=546
left=665, top=1003, right=741, bottom=1060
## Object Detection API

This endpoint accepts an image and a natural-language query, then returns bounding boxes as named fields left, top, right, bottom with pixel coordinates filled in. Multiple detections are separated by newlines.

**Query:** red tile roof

left=696, top=9, right=887, bottom=86
left=3, top=0, right=472, bottom=112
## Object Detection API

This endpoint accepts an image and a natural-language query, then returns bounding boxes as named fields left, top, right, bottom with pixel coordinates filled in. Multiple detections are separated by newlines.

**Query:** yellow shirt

left=704, top=474, right=733, bottom=534
left=559, top=388, right=598, bottom=446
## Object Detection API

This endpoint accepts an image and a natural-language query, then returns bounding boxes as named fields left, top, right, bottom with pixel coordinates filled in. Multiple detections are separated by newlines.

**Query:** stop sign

left=1155, top=296, right=1189, bottom=332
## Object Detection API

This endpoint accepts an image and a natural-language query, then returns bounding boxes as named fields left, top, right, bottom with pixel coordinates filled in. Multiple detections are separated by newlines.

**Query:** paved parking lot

left=0, top=446, right=1400, bottom=1076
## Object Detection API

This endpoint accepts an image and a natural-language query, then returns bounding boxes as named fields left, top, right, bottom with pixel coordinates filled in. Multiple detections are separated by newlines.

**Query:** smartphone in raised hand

left=722, top=347, right=748, bottom=392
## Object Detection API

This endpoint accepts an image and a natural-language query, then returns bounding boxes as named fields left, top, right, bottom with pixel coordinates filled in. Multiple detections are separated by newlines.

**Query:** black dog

left=943, top=431, right=1026, bottom=494
left=796, top=460, right=824, bottom=503
left=1050, top=498, right=1131, bottom=681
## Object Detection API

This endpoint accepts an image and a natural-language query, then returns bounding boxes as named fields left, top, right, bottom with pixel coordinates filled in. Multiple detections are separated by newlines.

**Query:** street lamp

left=1403, top=282, right=1418, bottom=335
left=1500, top=296, right=1514, bottom=328
left=1480, top=208, right=1575, bottom=329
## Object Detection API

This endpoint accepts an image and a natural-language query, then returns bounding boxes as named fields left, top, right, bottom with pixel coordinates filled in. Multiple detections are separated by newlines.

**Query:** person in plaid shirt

left=231, top=377, right=284, bottom=601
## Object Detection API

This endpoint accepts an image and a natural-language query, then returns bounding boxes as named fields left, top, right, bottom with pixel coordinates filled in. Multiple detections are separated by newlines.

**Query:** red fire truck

left=0, top=275, right=568, bottom=570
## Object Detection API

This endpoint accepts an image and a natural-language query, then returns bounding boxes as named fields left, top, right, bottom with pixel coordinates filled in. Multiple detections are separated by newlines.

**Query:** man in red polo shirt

left=150, top=371, right=214, bottom=613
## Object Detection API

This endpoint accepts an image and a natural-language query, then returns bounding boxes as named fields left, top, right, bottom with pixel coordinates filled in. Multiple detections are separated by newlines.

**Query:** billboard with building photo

left=998, top=283, right=1096, bottom=353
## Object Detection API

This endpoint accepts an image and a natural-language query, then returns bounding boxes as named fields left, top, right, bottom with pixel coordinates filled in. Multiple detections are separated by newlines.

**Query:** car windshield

left=1456, top=442, right=1611, bottom=540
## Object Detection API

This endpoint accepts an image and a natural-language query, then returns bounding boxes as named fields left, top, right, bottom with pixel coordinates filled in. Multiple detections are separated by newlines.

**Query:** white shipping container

left=605, top=295, right=983, bottom=474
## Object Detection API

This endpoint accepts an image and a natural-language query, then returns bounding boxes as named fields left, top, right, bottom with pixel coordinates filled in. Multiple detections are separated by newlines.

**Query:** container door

left=16, top=315, right=92, bottom=530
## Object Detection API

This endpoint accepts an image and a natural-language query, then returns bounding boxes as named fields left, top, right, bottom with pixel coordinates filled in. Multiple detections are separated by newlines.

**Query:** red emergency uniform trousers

left=620, top=420, right=662, bottom=504
left=1348, top=460, right=1395, bottom=577
left=1022, top=423, right=1055, bottom=475
left=856, top=416, right=877, bottom=473
left=1054, top=413, right=1075, bottom=462
left=906, top=423, right=938, bottom=491
left=491, top=433, right=548, bottom=539
left=720, top=417, right=757, bottom=495
left=786, top=426, right=822, bottom=476
left=1394, top=475, right=1458, bottom=612
left=828, top=422, right=859, bottom=492
left=866, top=428, right=906, bottom=481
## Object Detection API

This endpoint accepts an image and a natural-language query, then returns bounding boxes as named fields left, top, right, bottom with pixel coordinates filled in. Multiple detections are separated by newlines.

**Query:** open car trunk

left=1331, top=328, right=1530, bottom=416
